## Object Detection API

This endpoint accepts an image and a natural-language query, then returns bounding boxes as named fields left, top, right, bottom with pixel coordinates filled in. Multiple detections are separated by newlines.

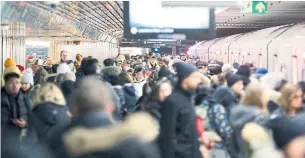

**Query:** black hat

left=174, top=62, right=197, bottom=82
left=227, top=74, right=242, bottom=87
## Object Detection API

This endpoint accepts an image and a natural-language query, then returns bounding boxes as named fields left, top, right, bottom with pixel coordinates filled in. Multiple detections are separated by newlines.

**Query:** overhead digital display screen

left=124, top=1, right=216, bottom=40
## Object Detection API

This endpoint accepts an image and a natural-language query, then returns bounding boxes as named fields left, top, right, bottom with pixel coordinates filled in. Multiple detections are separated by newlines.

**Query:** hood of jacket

left=32, top=102, right=70, bottom=125
left=63, top=112, right=158, bottom=157
left=213, top=85, right=236, bottom=110
left=230, top=105, right=267, bottom=129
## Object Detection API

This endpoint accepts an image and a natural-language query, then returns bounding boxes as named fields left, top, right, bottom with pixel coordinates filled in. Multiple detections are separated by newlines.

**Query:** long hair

left=241, top=83, right=269, bottom=115
left=279, top=83, right=302, bottom=112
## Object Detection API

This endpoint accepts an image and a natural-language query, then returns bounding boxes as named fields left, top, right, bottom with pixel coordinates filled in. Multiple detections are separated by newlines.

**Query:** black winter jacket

left=1, top=88, right=33, bottom=152
left=31, top=102, right=71, bottom=143
left=158, top=87, right=201, bottom=158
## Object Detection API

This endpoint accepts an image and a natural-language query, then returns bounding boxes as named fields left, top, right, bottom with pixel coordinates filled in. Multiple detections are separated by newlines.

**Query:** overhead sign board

left=241, top=1, right=268, bottom=14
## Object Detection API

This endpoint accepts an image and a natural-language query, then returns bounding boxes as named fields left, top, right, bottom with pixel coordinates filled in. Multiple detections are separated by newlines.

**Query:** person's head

left=46, top=57, right=53, bottom=66
left=133, top=66, right=145, bottom=81
left=60, top=50, right=68, bottom=62
left=280, top=83, right=303, bottom=114
left=21, top=72, right=34, bottom=92
left=236, top=64, right=251, bottom=78
left=102, top=66, right=121, bottom=86
left=103, top=58, right=115, bottom=67
left=174, top=62, right=203, bottom=90
left=221, top=64, right=232, bottom=73
left=83, top=59, right=98, bottom=75
left=31, top=59, right=44, bottom=73
left=4, top=66, right=21, bottom=95
left=154, top=78, right=173, bottom=102
left=69, top=77, right=115, bottom=117
left=76, top=54, right=82, bottom=62
left=196, top=60, right=208, bottom=73
left=227, top=74, right=244, bottom=94
left=119, top=72, right=133, bottom=85
left=241, top=83, right=269, bottom=114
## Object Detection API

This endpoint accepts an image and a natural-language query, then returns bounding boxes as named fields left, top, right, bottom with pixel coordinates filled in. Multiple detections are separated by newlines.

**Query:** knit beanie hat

left=227, top=74, right=242, bottom=87
left=21, top=72, right=34, bottom=86
left=174, top=62, right=197, bottom=82
left=256, top=67, right=268, bottom=75
left=4, top=58, right=16, bottom=69
left=222, top=64, right=232, bottom=73
left=237, top=64, right=251, bottom=78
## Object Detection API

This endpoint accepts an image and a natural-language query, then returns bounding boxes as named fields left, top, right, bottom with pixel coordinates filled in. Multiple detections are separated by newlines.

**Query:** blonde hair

left=241, top=83, right=269, bottom=115
left=279, top=83, right=301, bottom=111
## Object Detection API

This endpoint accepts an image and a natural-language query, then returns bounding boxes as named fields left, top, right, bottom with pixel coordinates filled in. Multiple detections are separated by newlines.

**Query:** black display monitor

left=123, top=1, right=216, bottom=41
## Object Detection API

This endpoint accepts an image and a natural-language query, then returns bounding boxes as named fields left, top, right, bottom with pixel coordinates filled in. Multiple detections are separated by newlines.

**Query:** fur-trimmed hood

left=63, top=112, right=159, bottom=157
left=32, top=82, right=66, bottom=107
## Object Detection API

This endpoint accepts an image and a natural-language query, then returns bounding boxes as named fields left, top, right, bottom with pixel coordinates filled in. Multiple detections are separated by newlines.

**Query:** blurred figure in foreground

left=51, top=77, right=159, bottom=158
left=158, top=62, right=203, bottom=158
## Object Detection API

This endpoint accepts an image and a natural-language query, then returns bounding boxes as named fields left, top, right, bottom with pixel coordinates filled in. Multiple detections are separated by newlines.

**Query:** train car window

left=292, top=56, right=298, bottom=84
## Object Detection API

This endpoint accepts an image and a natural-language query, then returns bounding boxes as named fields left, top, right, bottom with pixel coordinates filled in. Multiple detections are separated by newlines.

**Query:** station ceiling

left=2, top=1, right=305, bottom=40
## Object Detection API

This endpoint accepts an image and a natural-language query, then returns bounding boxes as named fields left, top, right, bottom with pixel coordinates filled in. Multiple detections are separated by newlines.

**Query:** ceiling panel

left=2, top=1, right=305, bottom=40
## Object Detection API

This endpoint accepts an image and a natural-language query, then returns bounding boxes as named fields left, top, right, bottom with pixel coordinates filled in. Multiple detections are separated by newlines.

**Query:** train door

left=292, top=56, right=298, bottom=84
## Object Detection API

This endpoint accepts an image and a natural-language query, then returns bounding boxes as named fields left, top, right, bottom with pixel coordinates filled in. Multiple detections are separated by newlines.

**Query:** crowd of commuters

left=1, top=50, right=305, bottom=158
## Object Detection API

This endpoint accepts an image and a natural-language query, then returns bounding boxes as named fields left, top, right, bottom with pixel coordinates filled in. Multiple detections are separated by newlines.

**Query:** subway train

left=188, top=23, right=305, bottom=84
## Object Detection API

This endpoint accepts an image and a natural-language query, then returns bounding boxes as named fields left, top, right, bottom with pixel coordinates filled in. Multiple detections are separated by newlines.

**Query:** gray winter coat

left=229, top=105, right=268, bottom=158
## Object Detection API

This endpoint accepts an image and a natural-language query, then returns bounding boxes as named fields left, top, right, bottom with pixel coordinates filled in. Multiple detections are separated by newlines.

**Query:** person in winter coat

left=229, top=83, right=269, bottom=158
left=266, top=112, right=305, bottom=149
left=31, top=83, right=71, bottom=144
left=158, top=62, right=203, bottom=158
left=118, top=72, right=137, bottom=114
left=213, top=74, right=243, bottom=116
left=49, top=77, right=134, bottom=158
left=1, top=66, right=33, bottom=152
left=20, top=71, right=34, bottom=97
left=62, top=112, right=161, bottom=158
left=133, top=66, right=147, bottom=98
left=32, top=58, right=48, bottom=85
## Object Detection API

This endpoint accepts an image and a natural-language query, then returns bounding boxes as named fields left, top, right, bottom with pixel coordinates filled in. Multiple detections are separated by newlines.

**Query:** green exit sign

left=242, top=1, right=268, bottom=14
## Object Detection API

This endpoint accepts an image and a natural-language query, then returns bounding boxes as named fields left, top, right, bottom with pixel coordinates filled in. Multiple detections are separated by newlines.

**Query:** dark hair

left=83, top=59, right=97, bottom=75
left=148, top=52, right=153, bottom=57
left=274, top=79, right=288, bottom=91
left=103, top=58, right=115, bottom=67
left=92, top=58, right=99, bottom=63
left=119, top=72, right=133, bottom=85
left=133, top=66, right=145, bottom=75
left=298, top=81, right=305, bottom=94
left=103, top=70, right=120, bottom=86
left=4, top=73, right=20, bottom=82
